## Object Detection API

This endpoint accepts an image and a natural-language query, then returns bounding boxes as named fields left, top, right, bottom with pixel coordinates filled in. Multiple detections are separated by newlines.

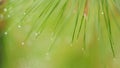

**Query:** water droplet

left=7, top=15, right=10, bottom=18
left=4, top=32, right=8, bottom=35
left=23, top=12, right=26, bottom=15
left=3, top=8, right=7, bottom=12
left=21, top=42, right=25, bottom=45
left=18, top=25, right=21, bottom=28
left=35, top=32, right=38, bottom=36
left=101, top=11, right=104, bottom=15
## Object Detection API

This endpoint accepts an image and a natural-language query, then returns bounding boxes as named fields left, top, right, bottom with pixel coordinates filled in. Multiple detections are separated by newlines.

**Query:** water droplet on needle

left=4, top=32, right=8, bottom=35
left=35, top=32, right=38, bottom=36
left=4, top=8, right=7, bottom=12
left=101, top=11, right=104, bottom=15
left=7, top=15, right=10, bottom=18
left=23, top=12, right=26, bottom=15
left=18, top=25, right=21, bottom=28
left=21, top=42, right=25, bottom=45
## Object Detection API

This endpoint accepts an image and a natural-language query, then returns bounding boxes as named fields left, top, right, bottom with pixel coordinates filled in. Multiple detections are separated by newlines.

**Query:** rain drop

left=3, top=8, right=7, bottom=12
left=4, top=32, right=8, bottom=35
left=101, top=11, right=104, bottom=15
left=7, top=15, right=10, bottom=18
left=21, top=42, right=25, bottom=45
left=35, top=32, right=38, bottom=36
left=18, top=25, right=21, bottom=28
left=23, top=12, right=26, bottom=15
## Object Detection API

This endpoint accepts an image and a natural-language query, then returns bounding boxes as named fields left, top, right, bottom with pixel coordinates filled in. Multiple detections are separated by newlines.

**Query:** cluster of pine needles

left=1, top=0, right=120, bottom=67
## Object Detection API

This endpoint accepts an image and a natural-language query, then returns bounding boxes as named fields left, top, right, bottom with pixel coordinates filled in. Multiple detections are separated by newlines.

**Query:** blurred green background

left=0, top=0, right=120, bottom=68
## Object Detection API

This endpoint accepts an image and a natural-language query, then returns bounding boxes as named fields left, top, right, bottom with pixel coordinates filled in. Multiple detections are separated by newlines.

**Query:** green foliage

left=1, top=0, right=120, bottom=68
